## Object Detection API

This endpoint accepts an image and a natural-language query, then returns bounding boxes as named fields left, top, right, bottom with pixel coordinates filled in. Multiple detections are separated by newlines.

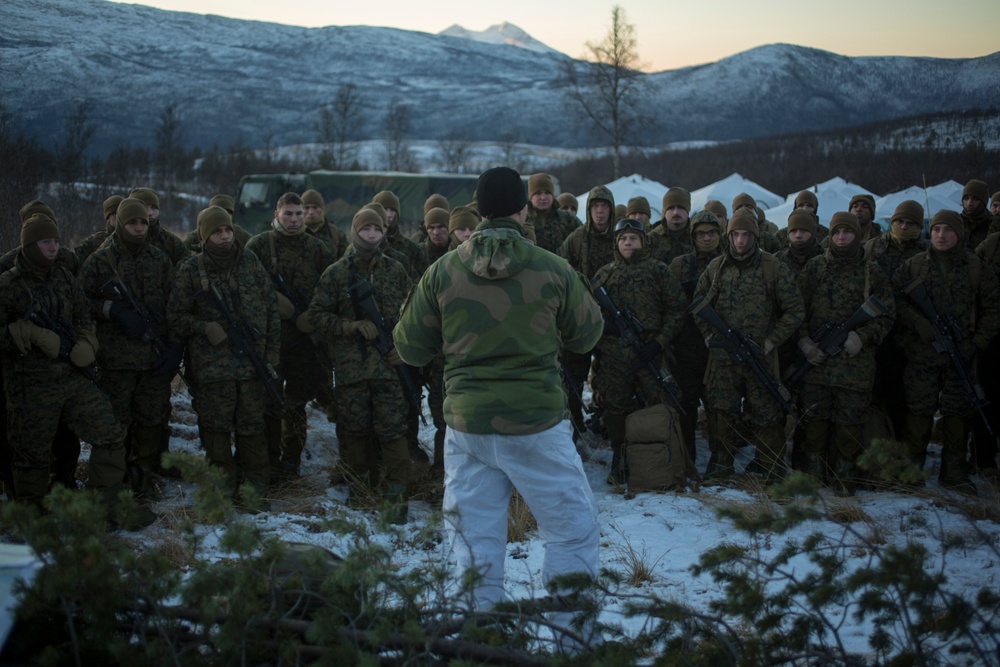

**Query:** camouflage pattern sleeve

left=973, top=254, right=1000, bottom=352
left=768, top=258, right=805, bottom=347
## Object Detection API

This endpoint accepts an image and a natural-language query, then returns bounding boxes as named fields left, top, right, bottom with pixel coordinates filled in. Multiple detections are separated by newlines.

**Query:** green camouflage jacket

left=774, top=242, right=824, bottom=279
left=648, top=223, right=693, bottom=267
left=393, top=217, right=603, bottom=435
left=74, top=227, right=113, bottom=266
left=864, top=231, right=928, bottom=282
left=305, top=219, right=349, bottom=260
left=148, top=221, right=189, bottom=265
left=306, top=246, right=411, bottom=386
left=383, top=231, right=429, bottom=283
left=796, top=248, right=895, bottom=391
left=693, top=250, right=805, bottom=365
left=559, top=185, right=616, bottom=279
left=524, top=205, right=580, bottom=254
left=963, top=209, right=993, bottom=250
left=77, top=233, right=173, bottom=370
left=166, top=248, right=280, bottom=384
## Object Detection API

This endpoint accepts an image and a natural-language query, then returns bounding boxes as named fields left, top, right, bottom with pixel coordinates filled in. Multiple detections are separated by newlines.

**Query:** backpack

left=624, top=403, right=697, bottom=494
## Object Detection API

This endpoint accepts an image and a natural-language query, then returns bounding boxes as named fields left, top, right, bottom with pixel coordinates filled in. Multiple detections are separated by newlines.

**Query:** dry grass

left=507, top=490, right=537, bottom=543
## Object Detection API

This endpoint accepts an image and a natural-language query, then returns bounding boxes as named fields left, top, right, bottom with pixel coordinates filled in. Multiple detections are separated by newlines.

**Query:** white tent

left=573, top=173, right=670, bottom=223
left=767, top=187, right=874, bottom=230
left=876, top=184, right=961, bottom=224
left=690, top=173, right=783, bottom=214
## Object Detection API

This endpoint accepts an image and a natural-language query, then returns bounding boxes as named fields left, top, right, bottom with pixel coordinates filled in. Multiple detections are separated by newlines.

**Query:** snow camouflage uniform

left=893, top=212, right=1000, bottom=490
left=974, top=231, right=1000, bottom=472
left=306, top=236, right=413, bottom=502
left=0, top=221, right=126, bottom=507
left=592, top=221, right=687, bottom=481
left=167, top=230, right=280, bottom=496
left=694, top=211, right=805, bottom=481
left=795, top=212, right=895, bottom=491
left=669, top=211, right=725, bottom=460
left=78, top=199, right=175, bottom=482
left=559, top=185, right=616, bottom=433
left=525, top=203, right=580, bottom=254
left=864, top=200, right=929, bottom=437
left=245, top=227, right=335, bottom=476
left=392, top=200, right=603, bottom=613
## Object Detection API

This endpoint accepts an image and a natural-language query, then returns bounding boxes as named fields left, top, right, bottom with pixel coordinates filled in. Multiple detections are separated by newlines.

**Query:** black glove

left=108, top=302, right=148, bottom=341
left=637, top=340, right=662, bottom=364
left=152, top=341, right=184, bottom=377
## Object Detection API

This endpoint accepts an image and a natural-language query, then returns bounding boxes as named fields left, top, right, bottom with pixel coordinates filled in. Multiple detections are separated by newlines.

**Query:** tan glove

left=384, top=348, right=403, bottom=366
left=762, top=339, right=775, bottom=356
left=295, top=312, right=315, bottom=333
left=204, top=321, right=228, bottom=346
left=276, top=292, right=295, bottom=320
left=843, top=331, right=863, bottom=357
left=346, top=319, right=378, bottom=341
left=798, top=337, right=828, bottom=365
left=69, top=339, right=96, bottom=367
left=7, top=321, right=34, bottom=356
left=29, top=324, right=62, bottom=360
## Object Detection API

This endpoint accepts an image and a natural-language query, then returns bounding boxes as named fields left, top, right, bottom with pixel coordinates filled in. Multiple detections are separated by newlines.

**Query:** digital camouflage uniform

left=893, top=234, right=1000, bottom=489
left=78, top=217, right=175, bottom=482
left=147, top=220, right=189, bottom=266
left=694, top=235, right=805, bottom=480
left=524, top=204, right=579, bottom=254
left=649, top=223, right=693, bottom=267
left=974, top=232, right=1000, bottom=473
left=864, top=218, right=929, bottom=437
left=592, top=229, right=687, bottom=480
left=167, top=245, right=280, bottom=496
left=306, top=245, right=412, bottom=500
left=245, top=228, right=335, bottom=475
left=305, top=217, right=349, bottom=261
left=75, top=227, right=113, bottom=266
left=795, top=231, right=895, bottom=490
left=559, top=185, right=616, bottom=435
left=669, top=213, right=725, bottom=461
left=0, top=250, right=126, bottom=506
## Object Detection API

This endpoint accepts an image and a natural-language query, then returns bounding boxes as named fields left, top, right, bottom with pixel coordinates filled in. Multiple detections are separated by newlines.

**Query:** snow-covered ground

left=116, top=385, right=1000, bottom=660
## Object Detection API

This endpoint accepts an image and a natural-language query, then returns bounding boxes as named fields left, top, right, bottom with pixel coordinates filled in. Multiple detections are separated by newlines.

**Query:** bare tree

left=58, top=98, right=96, bottom=181
left=155, top=104, right=184, bottom=185
left=315, top=83, right=362, bottom=169
left=436, top=130, right=473, bottom=173
left=562, top=5, right=655, bottom=179
left=382, top=98, right=416, bottom=172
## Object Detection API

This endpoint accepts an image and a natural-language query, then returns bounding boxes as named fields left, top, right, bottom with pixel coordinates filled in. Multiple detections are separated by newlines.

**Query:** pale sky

left=109, top=0, right=998, bottom=72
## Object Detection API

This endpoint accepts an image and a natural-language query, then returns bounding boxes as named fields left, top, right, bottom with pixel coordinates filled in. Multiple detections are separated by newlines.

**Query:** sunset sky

left=109, top=0, right=998, bottom=72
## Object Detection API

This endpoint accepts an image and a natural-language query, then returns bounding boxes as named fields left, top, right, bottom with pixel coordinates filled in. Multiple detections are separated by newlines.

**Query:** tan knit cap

left=103, top=195, right=124, bottom=220
left=891, top=200, right=924, bottom=224
left=794, top=190, right=818, bottom=209
left=352, top=207, right=385, bottom=233
left=528, top=173, right=555, bottom=198
left=19, top=200, right=56, bottom=224
left=626, top=196, right=651, bottom=217
left=301, top=189, right=324, bottom=208
left=424, top=207, right=449, bottom=229
left=929, top=209, right=964, bottom=240
left=423, top=193, right=449, bottom=215
left=662, top=187, right=691, bottom=212
left=963, top=179, right=989, bottom=205
left=557, top=193, right=578, bottom=210
left=786, top=209, right=818, bottom=234
left=129, top=187, right=160, bottom=208
left=849, top=194, right=876, bottom=217
left=704, top=200, right=727, bottom=220
left=209, top=194, right=235, bottom=215
left=197, top=205, right=232, bottom=242
left=362, top=202, right=388, bottom=229
left=731, top=192, right=756, bottom=212
left=449, top=206, right=479, bottom=232
left=373, top=190, right=400, bottom=214
left=20, top=214, right=60, bottom=247
left=727, top=208, right=759, bottom=237
left=829, top=211, right=860, bottom=236
left=117, top=198, right=149, bottom=226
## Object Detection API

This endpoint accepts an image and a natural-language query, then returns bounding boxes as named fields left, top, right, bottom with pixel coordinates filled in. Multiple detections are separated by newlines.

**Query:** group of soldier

left=1, top=173, right=999, bottom=531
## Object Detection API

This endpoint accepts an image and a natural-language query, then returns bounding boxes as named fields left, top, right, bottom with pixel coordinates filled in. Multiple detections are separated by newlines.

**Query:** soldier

left=78, top=197, right=178, bottom=494
left=0, top=214, right=154, bottom=529
left=301, top=189, right=348, bottom=259
left=865, top=200, right=928, bottom=436
left=557, top=192, right=579, bottom=219
left=75, top=195, right=122, bottom=265
left=524, top=173, right=578, bottom=254
left=592, top=218, right=687, bottom=483
left=775, top=209, right=823, bottom=278
left=649, top=187, right=693, bottom=266
left=961, top=179, right=993, bottom=249
left=245, top=192, right=335, bottom=478
left=626, top=196, right=652, bottom=229
left=559, top=185, right=616, bottom=439
left=128, top=187, right=189, bottom=265
left=773, top=188, right=826, bottom=252
left=669, top=210, right=725, bottom=463
left=847, top=194, right=878, bottom=244
left=448, top=205, right=479, bottom=249
left=419, top=207, right=451, bottom=267
left=167, top=205, right=280, bottom=506
left=704, top=200, right=728, bottom=227
left=731, top=193, right=781, bottom=254
left=182, top=195, right=251, bottom=254
left=1, top=200, right=80, bottom=275
left=894, top=210, right=1000, bottom=493
left=795, top=212, right=895, bottom=494
left=306, top=207, right=412, bottom=522
left=974, top=230, right=1000, bottom=478
left=392, top=166, right=603, bottom=633
left=410, top=193, right=450, bottom=244
left=694, top=208, right=805, bottom=483
left=991, top=192, right=1000, bottom=218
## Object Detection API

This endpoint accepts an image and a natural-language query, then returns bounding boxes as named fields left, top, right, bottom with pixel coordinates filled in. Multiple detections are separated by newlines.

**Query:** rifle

left=206, top=282, right=285, bottom=411
left=902, top=276, right=994, bottom=437
left=348, top=277, right=426, bottom=425
left=271, top=271, right=310, bottom=317
left=783, top=294, right=892, bottom=389
left=689, top=295, right=797, bottom=418
left=24, top=301, right=102, bottom=389
left=591, top=284, right=686, bottom=416
left=101, top=276, right=191, bottom=391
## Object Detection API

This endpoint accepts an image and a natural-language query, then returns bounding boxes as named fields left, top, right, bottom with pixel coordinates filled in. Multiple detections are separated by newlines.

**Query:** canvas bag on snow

left=624, top=403, right=696, bottom=492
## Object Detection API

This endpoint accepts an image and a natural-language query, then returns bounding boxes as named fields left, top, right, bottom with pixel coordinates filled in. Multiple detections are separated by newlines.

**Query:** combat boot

left=604, top=412, right=628, bottom=485
left=100, top=485, right=157, bottom=531
left=938, top=415, right=976, bottom=495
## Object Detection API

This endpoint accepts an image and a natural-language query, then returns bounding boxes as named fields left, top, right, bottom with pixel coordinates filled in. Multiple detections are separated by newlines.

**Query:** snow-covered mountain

left=2, top=0, right=998, bottom=155
left=438, top=22, right=561, bottom=56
